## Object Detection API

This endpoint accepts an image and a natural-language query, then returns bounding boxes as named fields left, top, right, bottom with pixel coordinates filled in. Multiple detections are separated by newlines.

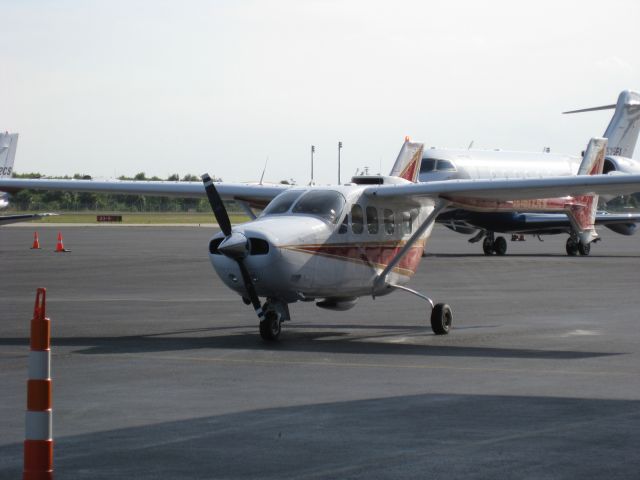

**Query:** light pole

left=310, top=145, right=315, bottom=185
left=338, top=141, right=342, bottom=185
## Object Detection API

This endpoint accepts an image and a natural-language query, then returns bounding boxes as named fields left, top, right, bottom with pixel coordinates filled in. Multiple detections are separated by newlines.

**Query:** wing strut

left=372, top=199, right=449, bottom=297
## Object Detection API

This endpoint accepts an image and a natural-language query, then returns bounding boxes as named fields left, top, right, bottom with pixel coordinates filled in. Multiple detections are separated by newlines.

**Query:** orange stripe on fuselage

left=281, top=240, right=426, bottom=276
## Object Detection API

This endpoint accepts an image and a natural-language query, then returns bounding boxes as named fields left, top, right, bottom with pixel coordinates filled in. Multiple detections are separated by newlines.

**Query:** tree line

left=9, top=172, right=228, bottom=213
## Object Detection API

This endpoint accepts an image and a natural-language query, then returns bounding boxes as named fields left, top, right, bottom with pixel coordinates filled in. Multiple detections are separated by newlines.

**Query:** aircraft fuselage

left=208, top=185, right=434, bottom=302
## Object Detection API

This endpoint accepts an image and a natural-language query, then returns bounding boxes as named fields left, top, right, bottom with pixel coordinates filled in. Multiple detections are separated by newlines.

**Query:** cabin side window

left=351, top=204, right=363, bottom=234
left=383, top=209, right=395, bottom=235
left=402, top=211, right=412, bottom=234
left=366, top=206, right=378, bottom=234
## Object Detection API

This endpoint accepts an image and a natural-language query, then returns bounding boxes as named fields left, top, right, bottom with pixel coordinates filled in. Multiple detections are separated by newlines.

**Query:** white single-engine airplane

left=422, top=90, right=640, bottom=255
left=0, top=132, right=57, bottom=225
left=3, top=136, right=640, bottom=340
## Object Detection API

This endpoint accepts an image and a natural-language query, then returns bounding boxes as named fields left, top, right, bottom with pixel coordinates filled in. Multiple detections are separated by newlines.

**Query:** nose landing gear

left=259, top=311, right=282, bottom=341
left=258, top=300, right=290, bottom=341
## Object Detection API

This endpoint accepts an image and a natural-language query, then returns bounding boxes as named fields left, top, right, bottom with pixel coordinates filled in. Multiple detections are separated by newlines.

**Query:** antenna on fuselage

left=338, top=141, right=342, bottom=185
left=468, top=140, right=474, bottom=150
left=310, top=145, right=315, bottom=185
left=259, top=157, right=268, bottom=185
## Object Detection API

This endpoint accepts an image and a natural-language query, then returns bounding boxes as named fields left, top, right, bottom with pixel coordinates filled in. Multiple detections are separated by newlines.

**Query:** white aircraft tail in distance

left=0, top=132, right=59, bottom=225
left=4, top=137, right=640, bottom=340
left=564, top=89, right=640, bottom=159
left=0, top=132, right=18, bottom=209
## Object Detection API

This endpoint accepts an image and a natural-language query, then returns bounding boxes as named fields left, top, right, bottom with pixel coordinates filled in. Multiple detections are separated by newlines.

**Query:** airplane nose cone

left=218, top=232, right=249, bottom=259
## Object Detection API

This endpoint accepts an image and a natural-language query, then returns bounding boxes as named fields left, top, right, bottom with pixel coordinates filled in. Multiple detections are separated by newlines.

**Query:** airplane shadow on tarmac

left=0, top=325, right=620, bottom=359
left=1, top=393, right=639, bottom=479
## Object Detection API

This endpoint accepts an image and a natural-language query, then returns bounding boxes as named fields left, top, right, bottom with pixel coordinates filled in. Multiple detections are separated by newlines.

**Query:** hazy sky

left=2, top=0, right=639, bottom=183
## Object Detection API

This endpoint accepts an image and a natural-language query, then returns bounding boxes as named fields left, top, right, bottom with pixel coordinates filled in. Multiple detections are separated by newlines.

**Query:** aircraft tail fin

left=566, top=137, right=607, bottom=244
left=389, top=137, right=424, bottom=183
left=0, top=132, right=18, bottom=178
left=564, top=90, right=640, bottom=158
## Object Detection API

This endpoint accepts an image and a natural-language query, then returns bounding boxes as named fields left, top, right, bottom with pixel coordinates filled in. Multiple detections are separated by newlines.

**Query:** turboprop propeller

left=201, top=174, right=269, bottom=326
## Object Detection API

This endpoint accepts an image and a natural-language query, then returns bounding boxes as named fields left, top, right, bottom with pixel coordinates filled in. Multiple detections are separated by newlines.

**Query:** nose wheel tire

left=431, top=303, right=453, bottom=335
left=259, top=312, right=282, bottom=341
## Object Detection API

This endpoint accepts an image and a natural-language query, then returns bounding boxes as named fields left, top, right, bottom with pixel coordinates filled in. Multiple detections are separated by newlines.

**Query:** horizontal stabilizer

left=563, top=104, right=616, bottom=114
left=563, top=90, right=640, bottom=158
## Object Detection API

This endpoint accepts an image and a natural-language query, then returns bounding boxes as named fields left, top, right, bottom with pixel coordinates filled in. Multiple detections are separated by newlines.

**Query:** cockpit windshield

left=261, top=189, right=346, bottom=223
left=292, top=190, right=346, bottom=223
left=420, top=159, right=436, bottom=173
left=261, top=190, right=304, bottom=216
left=420, top=158, right=456, bottom=173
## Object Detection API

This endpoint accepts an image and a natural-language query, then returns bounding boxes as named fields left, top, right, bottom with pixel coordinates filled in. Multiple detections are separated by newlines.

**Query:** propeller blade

left=202, top=173, right=232, bottom=236
left=236, top=259, right=265, bottom=321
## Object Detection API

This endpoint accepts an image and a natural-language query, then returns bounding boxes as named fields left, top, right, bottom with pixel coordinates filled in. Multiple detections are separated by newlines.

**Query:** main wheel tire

left=493, top=236, right=507, bottom=256
left=482, top=237, right=494, bottom=255
left=259, top=312, right=281, bottom=341
left=566, top=238, right=579, bottom=256
left=578, top=241, right=591, bottom=256
left=431, top=303, right=453, bottom=335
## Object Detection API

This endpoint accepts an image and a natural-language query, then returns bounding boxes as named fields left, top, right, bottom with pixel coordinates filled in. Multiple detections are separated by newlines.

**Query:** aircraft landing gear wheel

left=259, top=311, right=281, bottom=341
left=493, top=236, right=507, bottom=256
left=566, top=237, right=579, bottom=256
left=578, top=242, right=591, bottom=256
left=482, top=237, right=494, bottom=255
left=431, top=303, right=452, bottom=335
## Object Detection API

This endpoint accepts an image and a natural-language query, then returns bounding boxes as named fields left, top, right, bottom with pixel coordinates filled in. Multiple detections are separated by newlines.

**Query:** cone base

left=23, top=439, right=53, bottom=480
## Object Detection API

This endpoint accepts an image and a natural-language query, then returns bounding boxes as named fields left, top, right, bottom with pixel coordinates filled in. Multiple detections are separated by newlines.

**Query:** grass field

left=16, top=212, right=250, bottom=224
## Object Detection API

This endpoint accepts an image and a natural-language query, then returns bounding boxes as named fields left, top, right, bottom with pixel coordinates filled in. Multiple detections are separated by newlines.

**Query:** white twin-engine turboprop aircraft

left=424, top=90, right=640, bottom=255
left=3, top=137, right=640, bottom=340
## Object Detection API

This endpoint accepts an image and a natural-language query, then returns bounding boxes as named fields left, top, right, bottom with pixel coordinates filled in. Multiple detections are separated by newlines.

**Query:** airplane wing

left=0, top=178, right=289, bottom=209
left=365, top=174, right=640, bottom=203
left=0, top=213, right=58, bottom=226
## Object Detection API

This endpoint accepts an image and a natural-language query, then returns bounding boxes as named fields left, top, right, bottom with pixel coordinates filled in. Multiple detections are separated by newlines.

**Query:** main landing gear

left=565, top=236, right=591, bottom=256
left=389, top=285, right=453, bottom=336
left=430, top=303, right=453, bottom=335
left=482, top=232, right=507, bottom=256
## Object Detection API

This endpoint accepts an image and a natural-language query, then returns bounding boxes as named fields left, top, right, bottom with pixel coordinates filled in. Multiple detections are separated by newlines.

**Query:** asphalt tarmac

left=1, top=225, right=640, bottom=479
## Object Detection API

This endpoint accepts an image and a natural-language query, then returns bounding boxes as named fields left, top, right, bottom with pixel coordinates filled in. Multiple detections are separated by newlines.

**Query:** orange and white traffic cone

left=23, top=288, right=53, bottom=480
left=30, top=232, right=41, bottom=250
left=54, top=232, right=70, bottom=253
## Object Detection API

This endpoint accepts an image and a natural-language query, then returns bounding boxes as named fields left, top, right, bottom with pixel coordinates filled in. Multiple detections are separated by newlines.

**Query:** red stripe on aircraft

left=283, top=241, right=425, bottom=276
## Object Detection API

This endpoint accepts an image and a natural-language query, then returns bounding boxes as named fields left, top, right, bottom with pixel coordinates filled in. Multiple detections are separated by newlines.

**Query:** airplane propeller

left=201, top=173, right=266, bottom=322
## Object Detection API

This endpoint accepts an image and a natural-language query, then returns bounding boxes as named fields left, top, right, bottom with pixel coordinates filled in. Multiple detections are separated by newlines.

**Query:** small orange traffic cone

left=54, top=232, right=70, bottom=253
left=30, top=232, right=41, bottom=250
